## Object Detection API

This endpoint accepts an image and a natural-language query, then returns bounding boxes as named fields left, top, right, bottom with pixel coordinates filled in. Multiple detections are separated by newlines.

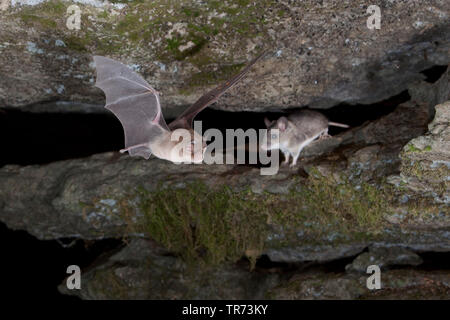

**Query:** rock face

left=268, top=269, right=450, bottom=300
left=1, top=0, right=449, bottom=113
left=59, top=238, right=449, bottom=300
left=59, top=238, right=280, bottom=299
left=1, top=0, right=449, bottom=300
left=397, top=100, right=450, bottom=205
left=345, top=247, right=423, bottom=273
left=1, top=78, right=449, bottom=263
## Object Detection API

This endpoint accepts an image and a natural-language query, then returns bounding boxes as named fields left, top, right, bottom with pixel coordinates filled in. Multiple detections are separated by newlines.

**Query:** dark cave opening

left=420, top=65, right=448, bottom=83
left=252, top=250, right=450, bottom=275
left=0, top=90, right=410, bottom=167
left=0, top=109, right=124, bottom=167
left=0, top=222, right=124, bottom=300
left=4, top=213, right=449, bottom=300
left=0, top=64, right=447, bottom=299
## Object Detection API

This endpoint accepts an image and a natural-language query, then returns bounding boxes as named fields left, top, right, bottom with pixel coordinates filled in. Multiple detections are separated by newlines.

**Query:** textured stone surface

left=396, top=100, right=450, bottom=205
left=0, top=95, right=432, bottom=240
left=1, top=98, right=449, bottom=265
left=345, top=246, right=423, bottom=273
left=1, top=1, right=449, bottom=300
left=0, top=0, right=449, bottom=112
left=59, top=238, right=450, bottom=300
left=59, top=238, right=280, bottom=299
left=268, top=269, right=450, bottom=300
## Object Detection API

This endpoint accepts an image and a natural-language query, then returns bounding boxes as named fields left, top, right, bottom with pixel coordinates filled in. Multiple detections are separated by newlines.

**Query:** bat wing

left=94, top=56, right=169, bottom=159
left=168, top=50, right=267, bottom=130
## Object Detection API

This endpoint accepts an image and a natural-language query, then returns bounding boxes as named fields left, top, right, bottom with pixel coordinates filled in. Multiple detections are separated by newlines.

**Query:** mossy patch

left=114, top=170, right=395, bottom=269
left=9, top=0, right=277, bottom=94
left=406, top=143, right=432, bottom=153
left=120, top=183, right=268, bottom=269
left=63, top=35, right=90, bottom=52
left=19, top=13, right=58, bottom=29
left=15, top=0, right=67, bottom=29
left=266, top=168, right=391, bottom=246
left=182, top=62, right=245, bottom=90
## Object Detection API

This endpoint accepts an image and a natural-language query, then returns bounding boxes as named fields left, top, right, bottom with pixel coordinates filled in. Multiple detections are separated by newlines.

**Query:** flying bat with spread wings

left=94, top=51, right=266, bottom=163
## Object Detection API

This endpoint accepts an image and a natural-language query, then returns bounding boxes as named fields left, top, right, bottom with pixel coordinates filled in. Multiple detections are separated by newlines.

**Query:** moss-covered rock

left=1, top=0, right=449, bottom=112
left=268, top=269, right=450, bottom=300
left=398, top=100, right=450, bottom=205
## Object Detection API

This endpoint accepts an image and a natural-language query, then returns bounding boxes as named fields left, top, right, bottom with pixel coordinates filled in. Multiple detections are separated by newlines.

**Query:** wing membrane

left=94, top=56, right=169, bottom=159
left=169, top=50, right=267, bottom=130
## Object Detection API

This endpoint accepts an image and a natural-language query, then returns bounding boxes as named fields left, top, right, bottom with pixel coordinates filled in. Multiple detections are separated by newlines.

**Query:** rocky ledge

left=0, top=0, right=449, bottom=114
left=1, top=72, right=449, bottom=298
left=0, top=0, right=449, bottom=300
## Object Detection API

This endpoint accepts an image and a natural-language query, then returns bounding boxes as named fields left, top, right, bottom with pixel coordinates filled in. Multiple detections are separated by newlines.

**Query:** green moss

left=277, top=9, right=286, bottom=17
left=407, top=144, right=421, bottom=153
left=63, top=35, right=90, bottom=52
left=113, top=169, right=396, bottom=269
left=10, top=0, right=281, bottom=64
left=181, top=7, right=201, bottom=17
left=40, top=1, right=66, bottom=15
left=166, top=37, right=208, bottom=61
left=272, top=168, right=388, bottom=236
left=16, top=0, right=66, bottom=29
left=97, top=10, right=109, bottom=19
left=406, top=143, right=432, bottom=153
left=123, top=183, right=268, bottom=269
left=108, top=0, right=273, bottom=58
left=20, top=14, right=57, bottom=28
left=182, top=62, right=245, bottom=90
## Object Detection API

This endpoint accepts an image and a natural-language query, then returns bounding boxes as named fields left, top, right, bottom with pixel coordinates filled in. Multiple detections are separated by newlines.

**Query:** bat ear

left=264, top=117, right=272, bottom=127
left=277, top=117, right=288, bottom=131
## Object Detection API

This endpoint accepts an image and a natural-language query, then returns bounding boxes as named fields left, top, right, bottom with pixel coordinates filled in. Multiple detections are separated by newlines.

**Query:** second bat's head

left=260, top=117, right=287, bottom=151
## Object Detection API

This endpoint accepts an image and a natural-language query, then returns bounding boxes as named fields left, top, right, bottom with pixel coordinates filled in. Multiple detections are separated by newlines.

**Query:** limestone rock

left=0, top=0, right=449, bottom=112
left=58, top=238, right=280, bottom=299
left=399, top=100, right=450, bottom=204
left=268, top=269, right=450, bottom=299
left=345, top=246, right=423, bottom=273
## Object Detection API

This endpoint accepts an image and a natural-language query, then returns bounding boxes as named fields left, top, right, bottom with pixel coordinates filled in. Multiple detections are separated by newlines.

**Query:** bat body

left=261, top=110, right=349, bottom=166
left=94, top=52, right=266, bottom=163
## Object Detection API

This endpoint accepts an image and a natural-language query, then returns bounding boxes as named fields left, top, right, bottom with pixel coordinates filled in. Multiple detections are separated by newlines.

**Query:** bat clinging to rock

left=94, top=51, right=266, bottom=163
left=261, top=110, right=349, bottom=167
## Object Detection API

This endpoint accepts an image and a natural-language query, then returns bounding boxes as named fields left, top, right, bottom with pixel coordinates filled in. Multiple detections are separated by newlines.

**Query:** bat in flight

left=94, top=51, right=267, bottom=163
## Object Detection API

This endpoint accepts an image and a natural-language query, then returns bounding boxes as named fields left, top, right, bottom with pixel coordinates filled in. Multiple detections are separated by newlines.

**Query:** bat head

left=190, top=129, right=207, bottom=163
left=170, top=128, right=206, bottom=164
left=260, top=117, right=286, bottom=151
